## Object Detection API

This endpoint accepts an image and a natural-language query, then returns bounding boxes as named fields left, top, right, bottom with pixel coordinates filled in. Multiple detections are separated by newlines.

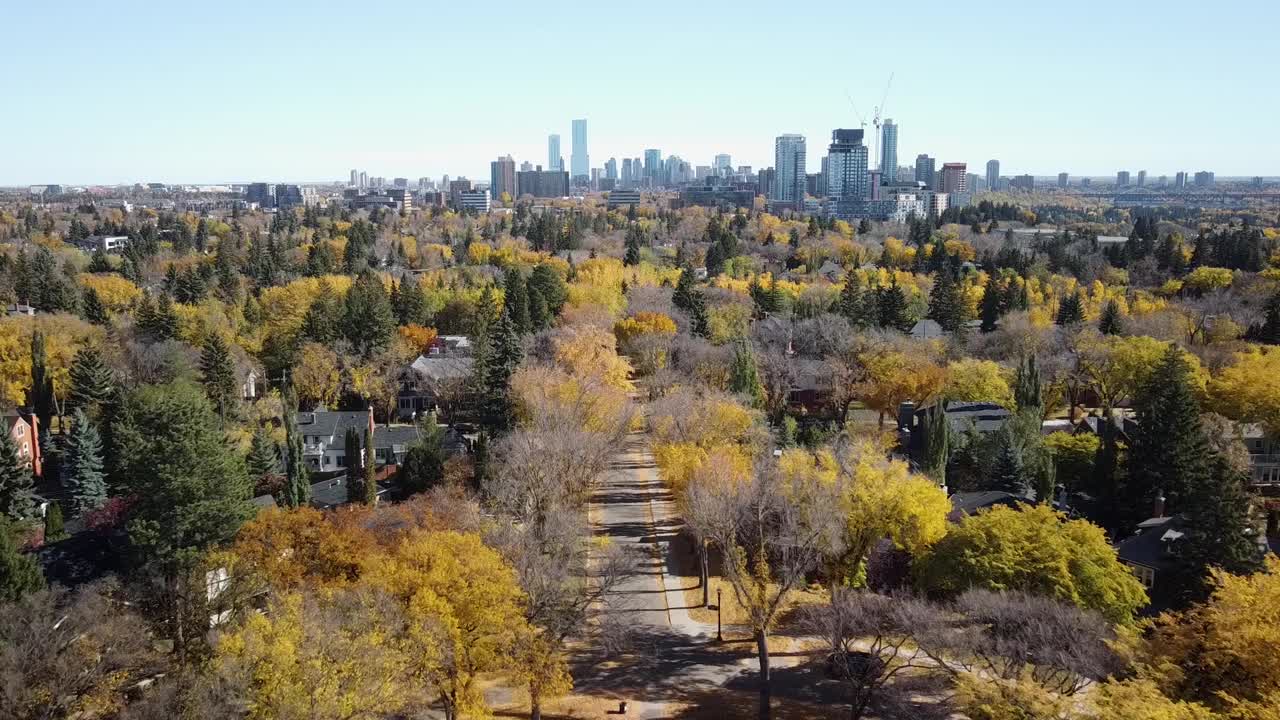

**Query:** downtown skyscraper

left=570, top=119, right=589, bottom=181
left=986, top=159, right=1000, bottom=192
left=548, top=134, right=562, bottom=171
left=827, top=129, right=869, bottom=200
left=878, top=120, right=897, bottom=184
left=773, top=134, right=806, bottom=207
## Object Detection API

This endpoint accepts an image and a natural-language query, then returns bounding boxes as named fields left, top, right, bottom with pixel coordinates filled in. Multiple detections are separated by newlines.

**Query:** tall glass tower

left=548, top=134, right=562, bottom=171
left=570, top=119, right=589, bottom=180
left=879, top=120, right=898, bottom=183
left=773, top=134, right=807, bottom=206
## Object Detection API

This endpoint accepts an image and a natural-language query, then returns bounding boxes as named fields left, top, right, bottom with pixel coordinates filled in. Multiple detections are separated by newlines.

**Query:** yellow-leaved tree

left=1208, top=347, right=1280, bottom=438
left=944, top=358, right=1014, bottom=407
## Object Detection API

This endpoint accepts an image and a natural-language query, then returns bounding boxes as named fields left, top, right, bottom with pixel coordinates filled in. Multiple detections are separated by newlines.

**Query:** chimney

left=1153, top=491, right=1166, bottom=519
left=29, top=413, right=41, bottom=479
left=897, top=401, right=917, bottom=431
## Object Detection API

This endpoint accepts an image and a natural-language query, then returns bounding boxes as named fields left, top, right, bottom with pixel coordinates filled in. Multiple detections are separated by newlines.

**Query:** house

left=295, top=408, right=427, bottom=471
left=307, top=473, right=396, bottom=510
left=70, top=235, right=130, bottom=254
left=1241, top=424, right=1280, bottom=486
left=900, top=400, right=1013, bottom=468
left=948, top=490, right=1024, bottom=522
left=396, top=354, right=473, bottom=421
left=6, top=303, right=35, bottom=317
left=910, top=319, right=945, bottom=340
left=241, top=369, right=258, bottom=402
left=1115, top=513, right=1185, bottom=612
left=2, top=411, right=42, bottom=477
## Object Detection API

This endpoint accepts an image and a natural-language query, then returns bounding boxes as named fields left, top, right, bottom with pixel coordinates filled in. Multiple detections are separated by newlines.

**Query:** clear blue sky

left=5, top=0, right=1277, bottom=185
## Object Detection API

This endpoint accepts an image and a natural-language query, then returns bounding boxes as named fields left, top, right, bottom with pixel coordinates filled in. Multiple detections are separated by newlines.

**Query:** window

left=1130, top=564, right=1155, bottom=589
left=15, top=425, right=24, bottom=438
left=337, top=454, right=347, bottom=468
left=323, top=456, right=331, bottom=467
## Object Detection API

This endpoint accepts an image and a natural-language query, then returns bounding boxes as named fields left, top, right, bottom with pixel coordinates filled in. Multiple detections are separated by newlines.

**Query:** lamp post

left=716, top=588, right=723, bottom=642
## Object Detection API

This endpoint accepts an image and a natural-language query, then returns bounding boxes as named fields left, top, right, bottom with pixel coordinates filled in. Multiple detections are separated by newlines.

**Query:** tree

left=1056, top=291, right=1085, bottom=325
left=980, top=273, right=1002, bottom=333
left=1098, top=298, right=1124, bottom=335
left=398, top=417, right=445, bottom=495
left=928, top=268, right=967, bottom=332
left=394, top=275, right=430, bottom=326
left=246, top=426, right=278, bottom=483
left=1126, top=346, right=1212, bottom=525
left=918, top=403, right=951, bottom=486
left=623, top=225, right=641, bottom=265
left=81, top=286, right=108, bottom=325
left=302, top=280, right=343, bottom=344
left=363, top=426, right=377, bottom=505
left=343, top=426, right=361, bottom=497
left=857, top=349, right=947, bottom=428
left=1013, top=354, right=1042, bottom=412
left=63, top=409, right=106, bottom=518
left=990, top=426, right=1029, bottom=497
left=1252, top=291, right=1280, bottom=344
left=0, top=431, right=35, bottom=522
left=504, top=267, right=531, bottom=336
left=198, top=333, right=236, bottom=425
left=729, top=339, right=765, bottom=409
left=1172, top=454, right=1264, bottom=604
left=281, top=382, right=310, bottom=508
left=944, top=359, right=1014, bottom=407
left=343, top=270, right=395, bottom=357
left=915, top=504, right=1148, bottom=624
left=528, top=263, right=568, bottom=316
left=837, top=271, right=871, bottom=328
left=0, top=519, right=43, bottom=602
left=1208, top=347, right=1280, bottom=438
left=477, top=308, right=523, bottom=432
left=28, top=328, right=55, bottom=433
left=67, top=345, right=115, bottom=419
left=876, top=280, right=913, bottom=333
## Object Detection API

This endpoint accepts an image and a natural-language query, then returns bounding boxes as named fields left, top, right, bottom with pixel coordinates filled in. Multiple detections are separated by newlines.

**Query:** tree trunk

left=755, top=628, right=772, bottom=690
left=700, top=539, right=709, bottom=607
left=530, top=695, right=542, bottom=720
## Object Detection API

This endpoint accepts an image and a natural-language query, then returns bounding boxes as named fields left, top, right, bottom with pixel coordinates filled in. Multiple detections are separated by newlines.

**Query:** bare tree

left=801, top=590, right=942, bottom=720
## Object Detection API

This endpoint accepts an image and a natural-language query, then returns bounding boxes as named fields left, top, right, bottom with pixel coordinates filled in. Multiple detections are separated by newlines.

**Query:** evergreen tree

left=87, top=247, right=112, bottom=273
left=478, top=308, right=523, bottom=432
left=199, top=334, right=237, bottom=425
left=687, top=290, right=710, bottom=338
left=395, top=275, right=429, bottom=326
left=44, top=503, right=66, bottom=542
left=0, top=519, right=43, bottom=602
left=63, top=410, right=106, bottom=518
left=979, top=274, right=1002, bottom=333
left=672, top=265, right=698, bottom=313
left=527, top=285, right=550, bottom=332
left=344, top=427, right=362, bottom=498
left=990, top=426, right=1029, bottom=497
left=528, top=263, right=567, bottom=316
left=1173, top=455, right=1265, bottom=604
left=302, top=280, right=343, bottom=344
left=837, top=271, right=869, bottom=327
left=398, top=415, right=445, bottom=495
left=68, top=346, right=115, bottom=420
left=1013, top=355, right=1042, bottom=412
left=281, top=383, right=310, bottom=507
left=1126, top=346, right=1211, bottom=526
left=246, top=427, right=279, bottom=481
left=927, top=268, right=966, bottom=332
left=0, top=432, right=36, bottom=521
left=343, top=270, right=395, bottom=356
left=1090, top=415, right=1124, bottom=534
left=1252, top=292, right=1280, bottom=345
left=28, top=329, right=55, bottom=433
left=919, top=402, right=950, bottom=486
left=503, top=268, right=531, bottom=335
left=1098, top=298, right=1124, bottom=336
left=363, top=427, right=378, bottom=505
left=149, top=294, right=179, bottom=341
left=1055, top=291, right=1084, bottom=326
left=729, top=340, right=765, bottom=409
left=876, top=281, right=913, bottom=333
left=624, top=225, right=642, bottom=266
left=81, top=286, right=109, bottom=325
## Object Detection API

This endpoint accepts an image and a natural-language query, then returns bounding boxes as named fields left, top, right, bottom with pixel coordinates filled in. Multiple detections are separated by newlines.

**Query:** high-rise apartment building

left=985, top=159, right=1000, bottom=192
left=519, top=161, right=532, bottom=172
left=515, top=166, right=570, bottom=198
left=1010, top=174, right=1035, bottom=190
left=605, top=157, right=618, bottom=180
left=644, top=149, right=662, bottom=184
left=358, top=171, right=367, bottom=189
left=1117, top=171, right=1130, bottom=187
left=714, top=154, right=732, bottom=176
left=915, top=155, right=935, bottom=187
left=1137, top=170, right=1147, bottom=187
left=941, top=163, right=967, bottom=194
left=548, top=135, right=562, bottom=171
left=489, top=155, right=516, bottom=201
left=349, top=169, right=358, bottom=186
left=570, top=119, right=589, bottom=180
left=825, top=129, right=869, bottom=200
left=1058, top=172, right=1069, bottom=188
left=1175, top=171, right=1187, bottom=188
left=1194, top=171, right=1215, bottom=187
left=879, top=120, right=898, bottom=183
left=757, top=168, right=776, bottom=198
left=773, top=134, right=807, bottom=206
left=246, top=182, right=274, bottom=208
left=621, top=158, right=633, bottom=185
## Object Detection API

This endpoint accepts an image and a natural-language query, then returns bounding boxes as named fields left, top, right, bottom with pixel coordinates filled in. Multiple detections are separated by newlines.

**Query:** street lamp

left=716, top=588, right=723, bottom=642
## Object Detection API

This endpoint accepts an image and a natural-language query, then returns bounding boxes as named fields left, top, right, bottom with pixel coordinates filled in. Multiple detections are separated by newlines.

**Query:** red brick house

left=2, top=411, right=42, bottom=478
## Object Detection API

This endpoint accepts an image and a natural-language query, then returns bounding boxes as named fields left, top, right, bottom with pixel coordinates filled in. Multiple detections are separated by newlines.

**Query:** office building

left=605, top=157, right=618, bottom=180
left=358, top=171, right=368, bottom=189
left=915, top=155, right=936, bottom=187
left=548, top=135, right=562, bottom=171
left=607, top=189, right=642, bottom=209
left=1010, top=174, right=1035, bottom=190
left=1137, top=170, right=1147, bottom=187
left=879, top=120, right=898, bottom=183
left=1194, top=171, right=1215, bottom=188
left=448, top=178, right=472, bottom=207
left=757, top=168, right=775, bottom=199
left=826, top=129, right=868, bottom=201
left=621, top=158, right=633, bottom=185
left=1117, top=171, right=1130, bottom=187
left=458, top=190, right=490, bottom=213
left=350, top=169, right=358, bottom=186
left=570, top=119, right=589, bottom=180
left=1175, top=171, right=1187, bottom=188
left=967, top=173, right=982, bottom=194
left=384, top=188, right=413, bottom=212
left=940, top=163, right=967, bottom=195
left=490, top=155, right=516, bottom=201
left=393, top=178, right=408, bottom=188
left=714, top=154, right=732, bottom=175
left=1058, top=172, right=1069, bottom=188
left=516, top=166, right=570, bottom=198
left=274, top=184, right=307, bottom=209
left=773, top=134, right=807, bottom=207
left=644, top=149, right=662, bottom=184
left=519, top=161, right=532, bottom=173
left=245, top=182, right=274, bottom=208
left=985, top=160, right=1000, bottom=192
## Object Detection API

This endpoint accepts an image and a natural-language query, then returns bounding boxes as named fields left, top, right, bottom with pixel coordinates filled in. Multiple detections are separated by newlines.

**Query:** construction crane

left=871, top=72, right=894, bottom=174
left=844, top=92, right=867, bottom=132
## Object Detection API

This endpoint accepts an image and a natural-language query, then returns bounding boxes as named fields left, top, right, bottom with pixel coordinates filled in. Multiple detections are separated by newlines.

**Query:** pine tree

left=0, top=430, right=36, bottom=522
left=928, top=268, right=966, bottom=332
left=303, top=280, right=343, bottom=344
left=877, top=281, right=912, bottom=333
left=528, top=263, right=567, bottom=316
left=399, top=415, right=445, bottom=495
left=919, top=403, right=950, bottom=486
left=152, top=294, right=179, bottom=340
left=1098, top=299, right=1124, bottom=336
left=281, top=383, right=310, bottom=507
left=837, top=271, right=868, bottom=327
left=478, top=308, right=523, bottom=432
left=1173, top=455, right=1264, bottom=604
left=503, top=268, right=531, bottom=336
left=0, top=519, right=43, bottom=602
left=1013, top=355, right=1042, bottom=412
left=68, top=346, right=115, bottom=420
left=395, top=276, right=429, bottom=326
left=343, top=270, right=395, bottom=356
left=28, top=329, right=55, bottom=433
left=246, top=427, right=279, bottom=481
left=343, top=427, right=362, bottom=499
left=1253, top=292, right=1280, bottom=345
left=1055, top=291, right=1084, bottom=326
left=63, top=410, right=107, bottom=518
left=729, top=340, right=765, bottom=409
left=81, top=286, right=109, bottom=325
left=363, top=427, right=378, bottom=505
left=979, top=274, right=1002, bottom=333
left=624, top=226, right=642, bottom=266
left=527, top=285, right=550, bottom=332
left=687, top=291, right=710, bottom=338
left=1126, top=346, right=1211, bottom=526
left=673, top=266, right=698, bottom=313
left=990, top=426, right=1029, bottom=497
left=199, top=334, right=237, bottom=425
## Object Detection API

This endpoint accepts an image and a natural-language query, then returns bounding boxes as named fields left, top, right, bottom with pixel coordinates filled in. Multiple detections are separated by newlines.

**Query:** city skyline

left=4, top=0, right=1278, bottom=185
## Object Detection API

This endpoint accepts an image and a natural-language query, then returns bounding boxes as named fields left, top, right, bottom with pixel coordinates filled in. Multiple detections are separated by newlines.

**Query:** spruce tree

left=837, top=271, right=868, bottom=327
left=479, top=308, right=523, bottom=432
left=1253, top=292, right=1280, bottom=345
left=302, top=281, right=343, bottom=344
left=199, top=334, right=237, bottom=425
left=343, top=270, right=395, bottom=356
left=624, top=226, right=642, bottom=266
left=44, top=503, right=66, bottom=542
left=527, top=285, right=550, bottom=332
left=1126, top=346, right=1211, bottom=526
left=1173, top=455, right=1264, bottom=604
left=503, top=269, right=531, bottom=336
left=281, top=383, right=310, bottom=507
left=344, top=427, right=361, bottom=498
left=990, top=426, right=1029, bottom=497
left=363, top=427, right=378, bottom=505
left=927, top=268, right=966, bottom=332
left=919, top=402, right=950, bottom=487
left=1013, top=355, right=1042, bottom=412
left=528, top=263, right=567, bottom=316
left=0, top=519, right=43, bottom=602
left=1055, top=291, right=1084, bottom=326
left=399, top=415, right=445, bottom=495
left=0, top=431, right=36, bottom=522
left=687, top=290, right=710, bottom=338
left=729, top=340, right=765, bottom=409
left=979, top=274, right=1002, bottom=333
left=246, top=427, right=279, bottom=481
left=68, top=346, right=115, bottom=419
left=153, top=294, right=179, bottom=340
left=63, top=410, right=107, bottom=518
left=877, top=281, right=912, bottom=333
left=1098, top=298, right=1124, bottom=336
left=29, top=328, right=55, bottom=433
left=395, top=275, right=429, bottom=326
left=673, top=265, right=698, bottom=313
left=81, top=286, right=109, bottom=325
